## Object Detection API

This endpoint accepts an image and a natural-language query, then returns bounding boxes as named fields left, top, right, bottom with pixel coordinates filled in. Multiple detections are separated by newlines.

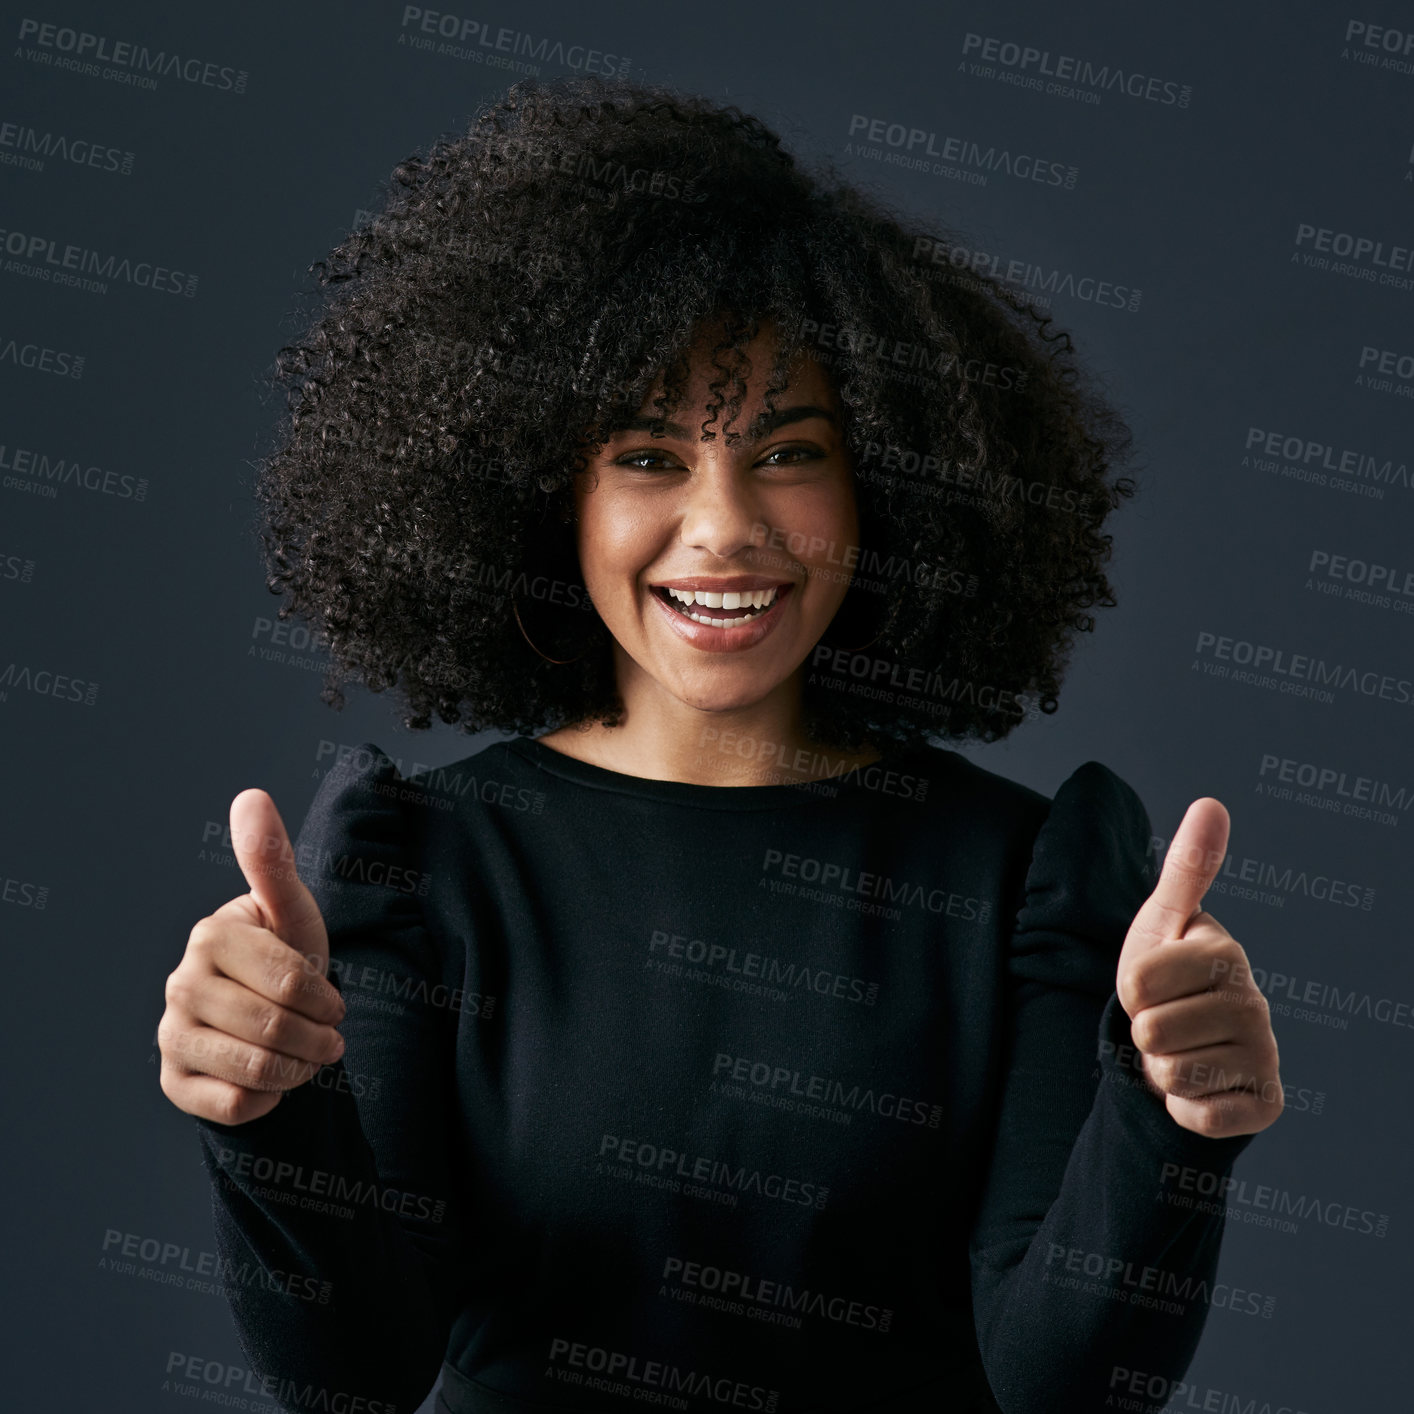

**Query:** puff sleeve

left=968, top=761, right=1259, bottom=1414
left=192, top=744, right=467, bottom=1413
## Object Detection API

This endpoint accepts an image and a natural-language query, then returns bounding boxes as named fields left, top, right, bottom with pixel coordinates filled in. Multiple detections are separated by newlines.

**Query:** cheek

left=575, top=494, right=654, bottom=597
left=790, top=483, right=858, bottom=553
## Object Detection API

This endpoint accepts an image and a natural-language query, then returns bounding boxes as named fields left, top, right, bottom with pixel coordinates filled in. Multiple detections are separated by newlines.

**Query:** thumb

left=229, top=788, right=329, bottom=966
left=1124, top=796, right=1230, bottom=954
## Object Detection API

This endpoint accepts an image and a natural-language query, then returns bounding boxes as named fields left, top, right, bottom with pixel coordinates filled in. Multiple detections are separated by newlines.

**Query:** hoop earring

left=826, top=592, right=888, bottom=654
left=832, top=627, right=883, bottom=653
left=511, top=597, right=591, bottom=665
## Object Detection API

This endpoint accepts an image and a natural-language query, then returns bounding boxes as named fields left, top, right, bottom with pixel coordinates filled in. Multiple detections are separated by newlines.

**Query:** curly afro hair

left=253, top=73, right=1139, bottom=753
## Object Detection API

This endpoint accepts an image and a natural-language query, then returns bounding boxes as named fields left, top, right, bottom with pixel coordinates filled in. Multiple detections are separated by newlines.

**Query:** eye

left=758, top=443, right=824, bottom=467
left=614, top=449, right=683, bottom=471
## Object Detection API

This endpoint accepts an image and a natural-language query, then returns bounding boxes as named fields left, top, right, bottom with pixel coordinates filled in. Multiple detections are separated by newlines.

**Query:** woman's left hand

left=1114, top=797, right=1284, bottom=1139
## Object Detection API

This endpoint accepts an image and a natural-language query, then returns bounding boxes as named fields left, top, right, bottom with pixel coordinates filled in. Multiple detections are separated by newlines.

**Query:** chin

left=670, top=674, right=785, bottom=714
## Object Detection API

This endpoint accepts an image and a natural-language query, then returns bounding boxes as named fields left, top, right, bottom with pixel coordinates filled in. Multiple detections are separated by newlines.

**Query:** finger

left=192, top=916, right=343, bottom=1024
left=160, top=1060, right=286, bottom=1127
left=1142, top=1043, right=1264, bottom=1100
left=184, top=974, right=344, bottom=1068
left=1126, top=797, right=1230, bottom=951
left=1162, top=1088, right=1273, bottom=1140
left=165, top=1020, right=326, bottom=1093
left=1120, top=922, right=1243, bottom=1012
left=229, top=788, right=328, bottom=962
left=1130, top=990, right=1246, bottom=1057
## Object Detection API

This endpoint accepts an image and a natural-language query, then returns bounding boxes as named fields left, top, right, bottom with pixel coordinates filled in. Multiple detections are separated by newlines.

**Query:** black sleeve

left=968, top=761, right=1261, bottom=1414
left=191, top=743, right=467, bottom=1414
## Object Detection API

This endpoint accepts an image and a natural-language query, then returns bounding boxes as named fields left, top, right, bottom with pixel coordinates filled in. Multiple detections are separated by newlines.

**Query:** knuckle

left=164, top=969, right=194, bottom=1010
left=215, top=1086, right=257, bottom=1126
left=268, top=964, right=305, bottom=1008
left=254, top=1002, right=290, bottom=1049
left=1128, top=961, right=1161, bottom=1013
left=238, top=1044, right=279, bottom=1088
left=156, top=1014, right=185, bottom=1060
left=1195, top=1101, right=1231, bottom=1138
left=187, top=916, right=220, bottom=954
left=1131, top=1012, right=1162, bottom=1053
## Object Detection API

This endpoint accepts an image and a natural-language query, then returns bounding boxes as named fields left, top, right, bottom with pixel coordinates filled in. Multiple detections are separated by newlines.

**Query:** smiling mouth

left=651, top=584, right=789, bottom=628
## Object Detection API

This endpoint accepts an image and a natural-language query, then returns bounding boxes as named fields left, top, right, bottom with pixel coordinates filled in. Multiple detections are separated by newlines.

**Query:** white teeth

left=658, top=585, right=791, bottom=630
left=684, top=610, right=754, bottom=627
left=661, top=582, right=786, bottom=610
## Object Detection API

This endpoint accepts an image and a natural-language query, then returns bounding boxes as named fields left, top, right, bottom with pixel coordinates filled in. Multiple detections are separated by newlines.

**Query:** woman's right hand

left=158, top=788, right=346, bottom=1126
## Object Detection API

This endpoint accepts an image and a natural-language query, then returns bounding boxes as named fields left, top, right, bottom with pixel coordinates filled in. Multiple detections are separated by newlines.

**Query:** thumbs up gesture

left=158, top=789, right=346, bottom=1127
left=1115, top=798, right=1284, bottom=1139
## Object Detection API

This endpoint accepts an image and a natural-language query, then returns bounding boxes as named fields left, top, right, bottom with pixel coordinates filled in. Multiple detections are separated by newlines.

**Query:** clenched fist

left=158, top=788, right=345, bottom=1126
left=1116, top=797, right=1283, bottom=1139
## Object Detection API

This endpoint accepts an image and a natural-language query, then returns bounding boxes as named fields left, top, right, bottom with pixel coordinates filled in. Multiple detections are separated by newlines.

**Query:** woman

left=157, top=75, right=1282, bottom=1414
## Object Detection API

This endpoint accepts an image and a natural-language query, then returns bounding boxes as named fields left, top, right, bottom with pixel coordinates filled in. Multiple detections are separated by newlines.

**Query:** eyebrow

left=609, top=403, right=838, bottom=442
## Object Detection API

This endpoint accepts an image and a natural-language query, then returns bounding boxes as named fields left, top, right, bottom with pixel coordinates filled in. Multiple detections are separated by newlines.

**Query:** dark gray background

left=3, top=0, right=1410, bottom=1407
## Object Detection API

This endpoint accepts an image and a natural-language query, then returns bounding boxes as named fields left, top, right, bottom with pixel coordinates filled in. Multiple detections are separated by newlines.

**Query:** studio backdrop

left=3, top=1, right=1411, bottom=1409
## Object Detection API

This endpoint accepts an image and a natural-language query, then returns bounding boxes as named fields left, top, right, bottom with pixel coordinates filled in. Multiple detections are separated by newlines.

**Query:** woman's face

left=572, top=329, right=860, bottom=717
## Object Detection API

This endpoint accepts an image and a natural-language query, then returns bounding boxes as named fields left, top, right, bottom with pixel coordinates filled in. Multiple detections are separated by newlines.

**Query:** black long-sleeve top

left=192, top=736, right=1259, bottom=1414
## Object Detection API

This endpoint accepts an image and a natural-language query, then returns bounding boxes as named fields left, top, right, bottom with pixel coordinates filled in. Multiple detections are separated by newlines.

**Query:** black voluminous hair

left=253, top=72, right=1139, bottom=753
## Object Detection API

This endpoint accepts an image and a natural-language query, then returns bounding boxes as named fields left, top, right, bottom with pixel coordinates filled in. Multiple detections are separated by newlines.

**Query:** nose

left=677, top=454, right=764, bottom=560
